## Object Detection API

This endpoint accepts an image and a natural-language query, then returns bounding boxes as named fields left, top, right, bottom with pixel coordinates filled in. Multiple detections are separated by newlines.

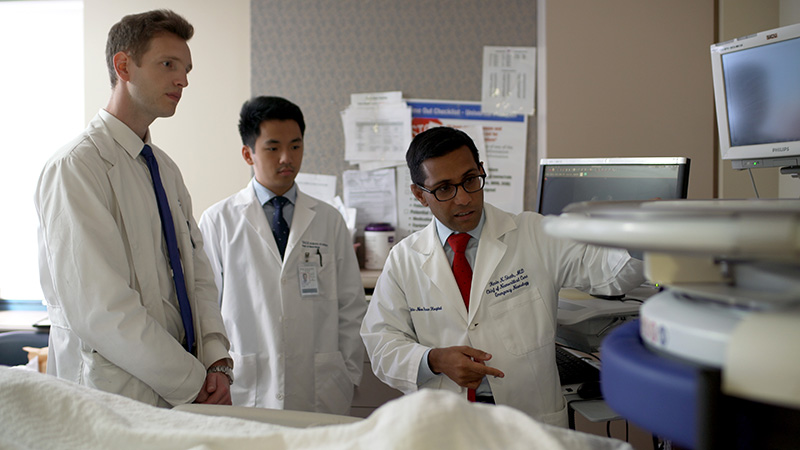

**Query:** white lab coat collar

left=411, top=204, right=516, bottom=323
left=251, top=179, right=298, bottom=207
left=98, top=109, right=151, bottom=159
left=433, top=209, right=486, bottom=248
left=231, top=185, right=317, bottom=264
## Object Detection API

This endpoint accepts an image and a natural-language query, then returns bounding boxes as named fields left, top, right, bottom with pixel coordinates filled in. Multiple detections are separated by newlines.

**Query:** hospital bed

left=0, top=366, right=631, bottom=450
left=174, top=402, right=362, bottom=428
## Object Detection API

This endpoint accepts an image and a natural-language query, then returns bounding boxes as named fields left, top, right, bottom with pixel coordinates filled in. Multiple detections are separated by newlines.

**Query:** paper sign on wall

left=481, top=46, right=536, bottom=116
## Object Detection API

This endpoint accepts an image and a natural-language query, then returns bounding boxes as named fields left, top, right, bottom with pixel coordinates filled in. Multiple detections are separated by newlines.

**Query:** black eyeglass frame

left=415, top=167, right=487, bottom=202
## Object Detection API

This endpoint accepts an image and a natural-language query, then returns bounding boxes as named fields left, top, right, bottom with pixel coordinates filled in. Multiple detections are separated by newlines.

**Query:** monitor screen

left=535, top=157, right=690, bottom=215
left=711, top=23, right=800, bottom=169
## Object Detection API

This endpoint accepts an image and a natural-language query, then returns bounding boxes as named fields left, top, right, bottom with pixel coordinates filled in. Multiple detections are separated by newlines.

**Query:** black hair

left=238, top=96, right=306, bottom=149
left=406, top=127, right=481, bottom=186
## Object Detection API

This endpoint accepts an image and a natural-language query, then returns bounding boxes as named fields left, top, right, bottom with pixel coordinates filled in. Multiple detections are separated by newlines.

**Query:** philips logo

left=767, top=33, right=778, bottom=40
left=772, top=147, right=790, bottom=153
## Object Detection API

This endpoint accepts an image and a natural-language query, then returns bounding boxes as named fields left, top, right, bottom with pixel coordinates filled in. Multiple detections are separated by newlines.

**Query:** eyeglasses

left=416, top=173, right=486, bottom=202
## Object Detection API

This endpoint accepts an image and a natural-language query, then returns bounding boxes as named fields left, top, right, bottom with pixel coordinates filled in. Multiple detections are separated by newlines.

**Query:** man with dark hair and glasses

left=361, top=126, right=644, bottom=427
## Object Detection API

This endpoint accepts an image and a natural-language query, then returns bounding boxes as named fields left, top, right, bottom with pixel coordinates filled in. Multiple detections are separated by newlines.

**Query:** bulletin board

left=250, top=0, right=539, bottom=211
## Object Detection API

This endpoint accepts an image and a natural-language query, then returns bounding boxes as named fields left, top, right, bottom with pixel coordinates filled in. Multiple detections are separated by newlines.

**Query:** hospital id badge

left=298, top=264, right=319, bottom=297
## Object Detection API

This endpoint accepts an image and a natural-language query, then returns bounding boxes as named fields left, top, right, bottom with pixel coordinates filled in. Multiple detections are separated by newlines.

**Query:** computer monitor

left=535, top=157, right=690, bottom=215
left=710, top=23, right=800, bottom=170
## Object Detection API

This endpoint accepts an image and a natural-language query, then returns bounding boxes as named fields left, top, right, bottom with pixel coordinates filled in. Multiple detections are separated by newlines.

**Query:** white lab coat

left=35, top=112, right=231, bottom=407
left=199, top=185, right=366, bottom=415
left=361, top=204, right=645, bottom=427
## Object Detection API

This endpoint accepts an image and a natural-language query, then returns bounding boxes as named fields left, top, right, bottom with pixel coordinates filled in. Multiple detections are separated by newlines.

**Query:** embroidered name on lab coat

left=485, top=268, right=530, bottom=298
left=411, top=306, right=443, bottom=312
left=301, top=240, right=328, bottom=250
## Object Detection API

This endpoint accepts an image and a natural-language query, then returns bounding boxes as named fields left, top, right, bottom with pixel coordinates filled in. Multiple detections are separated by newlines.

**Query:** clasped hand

left=194, top=360, right=232, bottom=405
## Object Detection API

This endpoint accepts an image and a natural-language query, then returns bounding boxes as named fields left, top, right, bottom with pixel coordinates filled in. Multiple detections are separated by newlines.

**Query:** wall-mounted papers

left=407, top=99, right=528, bottom=220
left=295, top=172, right=337, bottom=205
left=342, top=167, right=398, bottom=236
left=342, top=92, right=412, bottom=165
left=396, top=165, right=432, bottom=240
left=349, top=91, right=403, bottom=107
left=482, top=46, right=536, bottom=116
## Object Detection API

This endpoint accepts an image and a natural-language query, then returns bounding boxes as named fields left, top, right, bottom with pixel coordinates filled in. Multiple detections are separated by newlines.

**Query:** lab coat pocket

left=83, top=350, right=119, bottom=385
left=489, top=289, right=554, bottom=356
left=84, top=350, right=158, bottom=406
left=539, top=399, right=569, bottom=428
left=302, top=250, right=336, bottom=300
left=314, top=351, right=354, bottom=415
left=316, top=250, right=337, bottom=299
left=229, top=351, right=258, bottom=407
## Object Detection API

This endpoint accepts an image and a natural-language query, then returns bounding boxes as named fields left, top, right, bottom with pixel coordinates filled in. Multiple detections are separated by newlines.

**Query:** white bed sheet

left=0, top=366, right=631, bottom=450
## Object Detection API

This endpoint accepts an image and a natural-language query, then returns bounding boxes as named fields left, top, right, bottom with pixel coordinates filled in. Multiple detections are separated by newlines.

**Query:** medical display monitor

left=535, top=157, right=690, bottom=215
left=710, top=23, right=800, bottom=169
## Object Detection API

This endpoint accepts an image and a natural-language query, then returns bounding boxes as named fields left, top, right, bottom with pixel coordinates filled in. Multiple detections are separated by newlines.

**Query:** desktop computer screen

left=539, top=157, right=690, bottom=353
left=535, top=157, right=690, bottom=215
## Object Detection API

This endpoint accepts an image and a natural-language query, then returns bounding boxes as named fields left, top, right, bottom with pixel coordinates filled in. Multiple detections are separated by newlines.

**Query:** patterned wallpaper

left=251, top=0, right=537, bottom=209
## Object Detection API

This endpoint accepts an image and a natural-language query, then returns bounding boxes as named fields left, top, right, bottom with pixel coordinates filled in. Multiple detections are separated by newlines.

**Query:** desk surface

left=360, top=269, right=382, bottom=290
left=567, top=394, right=622, bottom=423
left=0, top=310, right=48, bottom=332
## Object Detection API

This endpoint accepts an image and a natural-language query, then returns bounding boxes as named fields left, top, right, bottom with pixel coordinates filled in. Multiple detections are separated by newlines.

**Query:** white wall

left=717, top=0, right=800, bottom=199
left=84, top=0, right=252, bottom=217
left=537, top=0, right=716, bottom=200
left=0, top=1, right=83, bottom=300
left=717, top=0, right=781, bottom=199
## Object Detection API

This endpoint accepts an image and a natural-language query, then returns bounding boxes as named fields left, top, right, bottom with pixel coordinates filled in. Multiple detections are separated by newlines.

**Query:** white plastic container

left=364, top=223, right=395, bottom=270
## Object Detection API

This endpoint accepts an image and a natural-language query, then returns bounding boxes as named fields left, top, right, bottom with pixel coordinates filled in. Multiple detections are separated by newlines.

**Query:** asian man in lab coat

left=199, top=96, right=366, bottom=415
left=35, top=9, right=233, bottom=407
left=360, top=126, right=645, bottom=427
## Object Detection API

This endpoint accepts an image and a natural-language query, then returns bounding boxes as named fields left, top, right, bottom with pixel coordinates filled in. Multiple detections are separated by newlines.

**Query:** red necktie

left=447, top=232, right=476, bottom=402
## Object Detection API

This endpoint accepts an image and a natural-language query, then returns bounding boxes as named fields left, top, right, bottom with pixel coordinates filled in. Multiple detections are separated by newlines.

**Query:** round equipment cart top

left=542, top=199, right=800, bottom=262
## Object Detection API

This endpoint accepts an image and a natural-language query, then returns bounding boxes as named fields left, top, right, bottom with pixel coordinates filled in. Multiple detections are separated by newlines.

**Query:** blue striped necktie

left=140, top=145, right=195, bottom=353
left=270, top=196, right=290, bottom=259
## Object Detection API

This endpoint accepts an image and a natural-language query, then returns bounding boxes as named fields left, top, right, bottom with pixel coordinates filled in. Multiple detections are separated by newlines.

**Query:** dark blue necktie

left=141, top=145, right=195, bottom=353
left=270, top=196, right=290, bottom=259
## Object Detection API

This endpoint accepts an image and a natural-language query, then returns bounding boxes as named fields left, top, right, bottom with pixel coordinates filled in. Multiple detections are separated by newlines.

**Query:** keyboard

left=556, top=346, right=600, bottom=386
